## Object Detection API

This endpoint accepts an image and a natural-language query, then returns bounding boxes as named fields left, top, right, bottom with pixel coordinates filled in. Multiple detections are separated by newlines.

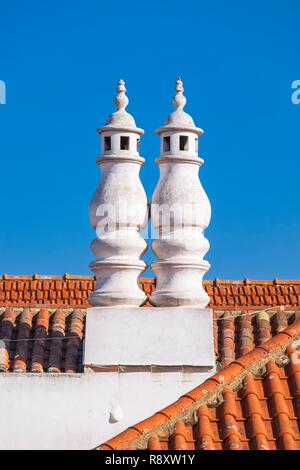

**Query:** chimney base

left=84, top=307, right=215, bottom=370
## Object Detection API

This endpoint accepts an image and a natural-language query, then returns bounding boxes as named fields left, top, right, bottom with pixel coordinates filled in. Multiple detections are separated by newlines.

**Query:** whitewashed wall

left=0, top=370, right=213, bottom=450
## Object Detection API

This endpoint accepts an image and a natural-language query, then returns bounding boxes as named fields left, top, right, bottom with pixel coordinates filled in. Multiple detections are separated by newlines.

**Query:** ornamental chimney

left=89, top=80, right=148, bottom=307
left=84, top=81, right=215, bottom=441
left=150, top=78, right=211, bottom=307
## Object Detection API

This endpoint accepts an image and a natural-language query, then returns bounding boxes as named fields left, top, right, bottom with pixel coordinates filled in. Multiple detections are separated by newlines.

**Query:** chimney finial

left=114, top=79, right=129, bottom=111
left=173, top=76, right=186, bottom=111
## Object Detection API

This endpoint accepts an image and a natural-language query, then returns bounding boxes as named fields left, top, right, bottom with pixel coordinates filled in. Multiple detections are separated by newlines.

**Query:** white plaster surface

left=0, top=370, right=213, bottom=450
left=84, top=307, right=214, bottom=367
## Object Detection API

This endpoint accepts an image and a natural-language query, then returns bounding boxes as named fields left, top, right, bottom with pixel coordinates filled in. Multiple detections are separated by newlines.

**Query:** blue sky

left=0, top=0, right=299, bottom=279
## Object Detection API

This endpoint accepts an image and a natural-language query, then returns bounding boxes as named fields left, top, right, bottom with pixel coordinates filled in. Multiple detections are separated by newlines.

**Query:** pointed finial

left=114, top=79, right=129, bottom=111
left=173, top=77, right=187, bottom=111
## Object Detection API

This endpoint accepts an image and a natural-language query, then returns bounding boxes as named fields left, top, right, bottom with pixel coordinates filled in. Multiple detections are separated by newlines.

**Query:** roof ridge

left=1, top=276, right=300, bottom=284
left=0, top=274, right=95, bottom=281
left=203, top=279, right=300, bottom=285
left=0, top=275, right=156, bottom=282
left=98, top=320, right=300, bottom=450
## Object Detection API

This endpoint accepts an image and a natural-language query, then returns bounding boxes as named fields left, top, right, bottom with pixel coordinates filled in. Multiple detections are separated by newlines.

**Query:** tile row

left=0, top=277, right=299, bottom=308
left=0, top=308, right=85, bottom=373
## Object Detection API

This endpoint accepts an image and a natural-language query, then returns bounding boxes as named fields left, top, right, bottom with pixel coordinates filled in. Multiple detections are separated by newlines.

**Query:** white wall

left=0, top=370, right=213, bottom=450
left=85, top=307, right=215, bottom=367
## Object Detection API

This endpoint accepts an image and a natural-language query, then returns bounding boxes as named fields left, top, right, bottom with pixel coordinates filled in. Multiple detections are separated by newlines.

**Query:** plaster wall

left=84, top=307, right=215, bottom=367
left=0, top=370, right=213, bottom=450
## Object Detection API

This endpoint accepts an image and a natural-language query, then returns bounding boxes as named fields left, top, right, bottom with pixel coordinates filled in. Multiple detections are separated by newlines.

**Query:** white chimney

left=150, top=77, right=211, bottom=307
left=84, top=80, right=215, bottom=444
left=89, top=80, right=148, bottom=307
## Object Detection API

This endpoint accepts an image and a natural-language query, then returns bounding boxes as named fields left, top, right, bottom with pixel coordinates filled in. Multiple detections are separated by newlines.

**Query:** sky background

left=0, top=0, right=299, bottom=279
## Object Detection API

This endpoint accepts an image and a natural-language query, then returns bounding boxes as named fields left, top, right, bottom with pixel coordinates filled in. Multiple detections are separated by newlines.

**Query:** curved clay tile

left=196, top=405, right=215, bottom=450
left=275, top=308, right=288, bottom=333
left=30, top=309, right=50, bottom=373
left=48, top=309, right=66, bottom=373
left=286, top=345, right=300, bottom=416
left=64, top=309, right=84, bottom=373
left=221, top=388, right=242, bottom=450
left=265, top=360, right=297, bottom=450
left=238, top=312, right=254, bottom=356
left=0, top=308, right=16, bottom=371
left=255, top=311, right=271, bottom=345
left=171, top=420, right=188, bottom=450
left=148, top=436, right=161, bottom=450
left=220, top=312, right=235, bottom=367
left=13, top=308, right=33, bottom=372
left=242, top=374, right=270, bottom=450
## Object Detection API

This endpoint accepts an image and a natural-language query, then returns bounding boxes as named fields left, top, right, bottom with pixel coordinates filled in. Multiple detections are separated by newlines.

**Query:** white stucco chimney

left=89, top=80, right=148, bottom=307
left=150, top=77, right=211, bottom=307
left=84, top=79, right=215, bottom=445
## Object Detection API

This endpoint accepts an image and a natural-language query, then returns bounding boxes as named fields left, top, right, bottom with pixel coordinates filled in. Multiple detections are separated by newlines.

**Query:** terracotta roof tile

left=0, top=276, right=300, bottom=309
left=64, top=309, right=85, bottom=373
left=48, top=309, right=66, bottom=373
left=0, top=276, right=300, bottom=375
left=13, top=308, right=32, bottom=372
left=0, top=307, right=84, bottom=373
left=98, top=321, right=300, bottom=450
left=1, top=305, right=299, bottom=374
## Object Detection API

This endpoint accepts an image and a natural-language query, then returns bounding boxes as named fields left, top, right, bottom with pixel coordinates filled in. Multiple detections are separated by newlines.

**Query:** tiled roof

left=213, top=308, right=300, bottom=368
left=1, top=275, right=300, bottom=309
left=0, top=276, right=300, bottom=373
left=0, top=275, right=95, bottom=307
left=206, top=279, right=300, bottom=310
left=1, top=306, right=299, bottom=374
left=98, top=321, right=300, bottom=450
left=0, top=308, right=85, bottom=373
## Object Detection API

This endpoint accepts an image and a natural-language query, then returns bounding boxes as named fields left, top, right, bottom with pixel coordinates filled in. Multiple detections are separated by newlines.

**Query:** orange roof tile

left=1, top=306, right=299, bottom=374
left=0, top=276, right=300, bottom=373
left=97, top=321, right=300, bottom=450
left=0, top=276, right=300, bottom=309
left=0, top=307, right=85, bottom=373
